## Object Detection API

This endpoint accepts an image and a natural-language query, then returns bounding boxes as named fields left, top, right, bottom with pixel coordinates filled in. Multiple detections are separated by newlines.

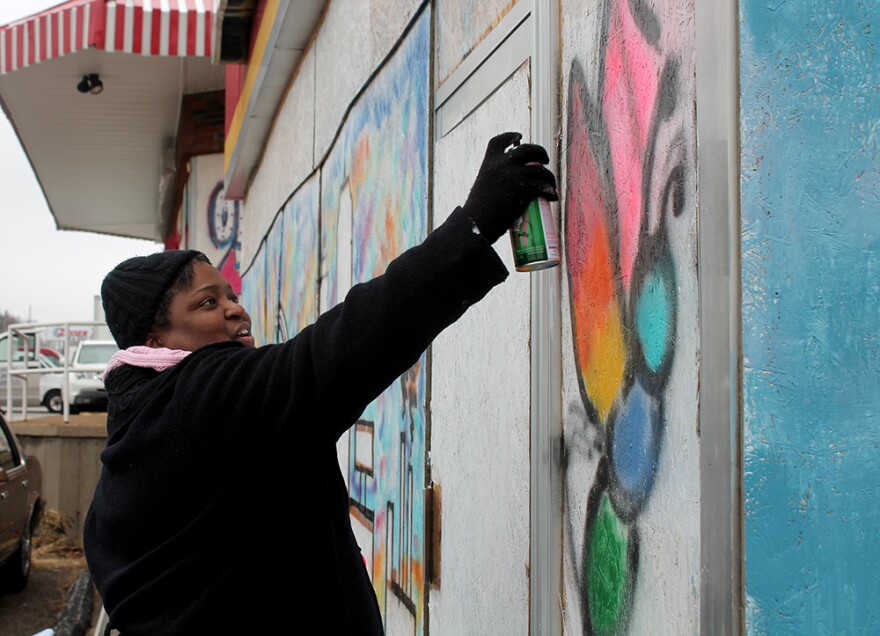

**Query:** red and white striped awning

left=104, top=0, right=213, bottom=57
left=0, top=0, right=212, bottom=75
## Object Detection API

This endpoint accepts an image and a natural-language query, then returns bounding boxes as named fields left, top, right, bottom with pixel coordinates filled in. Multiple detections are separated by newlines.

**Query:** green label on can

left=509, top=198, right=559, bottom=271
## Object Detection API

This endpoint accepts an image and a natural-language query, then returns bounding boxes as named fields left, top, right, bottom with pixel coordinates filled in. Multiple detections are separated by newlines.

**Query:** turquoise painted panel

left=741, top=1, right=880, bottom=632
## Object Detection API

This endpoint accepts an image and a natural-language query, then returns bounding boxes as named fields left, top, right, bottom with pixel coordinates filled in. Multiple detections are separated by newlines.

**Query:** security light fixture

left=76, top=74, right=103, bottom=95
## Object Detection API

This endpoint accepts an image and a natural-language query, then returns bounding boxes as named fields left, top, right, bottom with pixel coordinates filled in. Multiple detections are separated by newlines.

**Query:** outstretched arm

left=182, top=133, right=557, bottom=443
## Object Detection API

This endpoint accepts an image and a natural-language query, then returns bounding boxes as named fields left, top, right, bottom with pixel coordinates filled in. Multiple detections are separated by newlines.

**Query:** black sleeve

left=171, top=207, right=509, bottom=445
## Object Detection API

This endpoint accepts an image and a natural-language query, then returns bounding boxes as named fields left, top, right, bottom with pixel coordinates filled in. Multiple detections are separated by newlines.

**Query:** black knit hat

left=101, top=250, right=204, bottom=349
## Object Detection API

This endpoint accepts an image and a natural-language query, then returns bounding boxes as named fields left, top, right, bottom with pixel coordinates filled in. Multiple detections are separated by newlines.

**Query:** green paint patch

left=587, top=493, right=629, bottom=633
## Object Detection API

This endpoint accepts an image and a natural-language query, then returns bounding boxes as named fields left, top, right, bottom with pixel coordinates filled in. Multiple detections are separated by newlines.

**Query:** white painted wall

left=435, top=0, right=513, bottom=84
left=243, top=45, right=317, bottom=265
left=313, top=0, right=422, bottom=162
left=430, top=63, right=533, bottom=635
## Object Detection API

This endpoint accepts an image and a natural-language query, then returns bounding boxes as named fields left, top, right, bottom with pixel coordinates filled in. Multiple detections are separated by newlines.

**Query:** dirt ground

left=0, top=510, right=101, bottom=636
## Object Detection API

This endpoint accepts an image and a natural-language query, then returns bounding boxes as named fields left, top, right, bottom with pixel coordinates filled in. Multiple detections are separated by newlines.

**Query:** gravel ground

left=0, top=511, right=100, bottom=636
left=0, top=558, right=98, bottom=636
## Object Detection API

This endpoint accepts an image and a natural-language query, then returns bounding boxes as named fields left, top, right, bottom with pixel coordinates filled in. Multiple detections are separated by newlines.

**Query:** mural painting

left=242, top=8, right=430, bottom=633
left=180, top=155, right=243, bottom=294
left=320, top=11, right=430, bottom=633
left=242, top=177, right=319, bottom=347
left=264, top=213, right=285, bottom=343
left=206, top=179, right=243, bottom=294
left=563, top=0, right=696, bottom=632
left=279, top=179, right=320, bottom=340
left=240, top=245, right=269, bottom=347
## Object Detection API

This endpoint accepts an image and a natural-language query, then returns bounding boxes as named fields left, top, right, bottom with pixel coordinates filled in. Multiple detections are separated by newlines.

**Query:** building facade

left=3, top=0, right=878, bottom=633
left=224, top=1, right=880, bottom=633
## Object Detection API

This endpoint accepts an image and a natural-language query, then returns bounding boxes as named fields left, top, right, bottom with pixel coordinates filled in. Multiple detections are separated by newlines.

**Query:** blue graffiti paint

left=320, top=10, right=431, bottom=630
left=609, top=378, right=661, bottom=514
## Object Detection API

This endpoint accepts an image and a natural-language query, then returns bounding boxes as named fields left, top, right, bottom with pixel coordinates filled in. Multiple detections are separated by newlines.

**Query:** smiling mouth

left=234, top=325, right=251, bottom=339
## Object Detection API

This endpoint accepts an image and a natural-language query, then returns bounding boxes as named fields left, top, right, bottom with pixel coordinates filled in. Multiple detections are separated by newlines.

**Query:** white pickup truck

left=39, top=340, right=118, bottom=413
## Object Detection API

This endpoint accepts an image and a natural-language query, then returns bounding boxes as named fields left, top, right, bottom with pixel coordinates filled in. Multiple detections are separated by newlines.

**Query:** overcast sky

left=0, top=1, right=162, bottom=325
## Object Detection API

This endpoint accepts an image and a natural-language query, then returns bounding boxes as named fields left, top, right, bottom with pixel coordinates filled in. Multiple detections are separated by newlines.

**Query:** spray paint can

left=508, top=196, right=560, bottom=272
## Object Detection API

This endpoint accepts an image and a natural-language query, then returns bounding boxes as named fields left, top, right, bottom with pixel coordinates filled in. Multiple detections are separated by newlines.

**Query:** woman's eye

left=201, top=297, right=217, bottom=307
left=229, top=294, right=240, bottom=304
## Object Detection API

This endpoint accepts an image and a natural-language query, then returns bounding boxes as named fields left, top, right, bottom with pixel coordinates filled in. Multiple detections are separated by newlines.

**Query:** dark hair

left=151, top=252, right=212, bottom=331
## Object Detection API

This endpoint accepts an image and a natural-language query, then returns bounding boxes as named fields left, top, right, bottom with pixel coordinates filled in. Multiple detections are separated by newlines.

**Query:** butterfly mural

left=564, top=0, right=694, bottom=631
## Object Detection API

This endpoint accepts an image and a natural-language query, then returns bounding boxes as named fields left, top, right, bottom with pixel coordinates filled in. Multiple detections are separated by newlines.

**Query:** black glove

left=462, top=132, right=559, bottom=244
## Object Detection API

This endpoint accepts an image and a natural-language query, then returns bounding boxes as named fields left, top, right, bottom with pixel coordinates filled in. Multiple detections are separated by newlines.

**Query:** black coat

left=84, top=207, right=508, bottom=635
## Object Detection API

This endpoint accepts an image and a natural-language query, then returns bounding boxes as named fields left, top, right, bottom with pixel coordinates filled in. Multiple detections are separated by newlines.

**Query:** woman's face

left=147, top=261, right=255, bottom=351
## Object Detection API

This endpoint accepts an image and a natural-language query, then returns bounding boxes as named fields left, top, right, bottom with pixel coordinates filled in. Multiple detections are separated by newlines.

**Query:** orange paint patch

left=571, top=213, right=627, bottom=421
left=372, top=544, right=386, bottom=604
left=351, top=133, right=372, bottom=196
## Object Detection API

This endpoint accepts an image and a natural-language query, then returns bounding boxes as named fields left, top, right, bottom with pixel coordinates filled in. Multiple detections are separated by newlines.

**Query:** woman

left=84, top=132, right=557, bottom=634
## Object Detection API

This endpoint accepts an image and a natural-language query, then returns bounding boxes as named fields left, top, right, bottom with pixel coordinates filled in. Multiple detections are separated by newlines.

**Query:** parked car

left=0, top=329, right=47, bottom=413
left=38, top=347, right=63, bottom=368
left=39, top=340, right=118, bottom=414
left=0, top=329, right=41, bottom=365
left=1, top=354, right=60, bottom=414
left=0, top=412, right=43, bottom=592
left=40, top=371, right=106, bottom=414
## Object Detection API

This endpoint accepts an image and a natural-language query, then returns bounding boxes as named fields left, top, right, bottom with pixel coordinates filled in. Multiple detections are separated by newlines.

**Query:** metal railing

left=3, top=321, right=109, bottom=423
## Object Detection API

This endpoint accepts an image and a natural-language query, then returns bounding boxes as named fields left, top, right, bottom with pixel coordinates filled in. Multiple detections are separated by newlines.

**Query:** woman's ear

left=145, top=333, right=163, bottom=349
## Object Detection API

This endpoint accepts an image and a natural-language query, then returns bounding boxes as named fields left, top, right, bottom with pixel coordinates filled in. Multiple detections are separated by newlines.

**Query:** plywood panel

left=560, top=0, right=700, bottom=632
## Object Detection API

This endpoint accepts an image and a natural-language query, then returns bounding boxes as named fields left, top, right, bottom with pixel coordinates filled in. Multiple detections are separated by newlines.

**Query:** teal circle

left=635, top=267, right=671, bottom=373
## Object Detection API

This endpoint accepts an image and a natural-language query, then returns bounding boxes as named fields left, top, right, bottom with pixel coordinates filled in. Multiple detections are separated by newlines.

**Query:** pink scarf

left=103, top=346, right=191, bottom=382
